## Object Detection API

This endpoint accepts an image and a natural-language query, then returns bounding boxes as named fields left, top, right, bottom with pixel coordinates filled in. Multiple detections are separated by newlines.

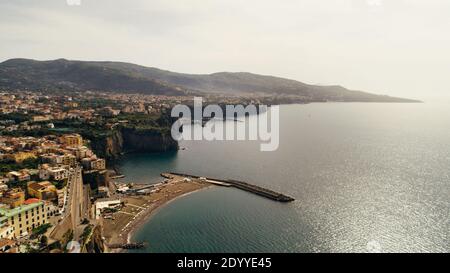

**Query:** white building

left=81, top=158, right=106, bottom=170
left=0, top=182, right=8, bottom=192
left=94, top=199, right=122, bottom=219
left=48, top=167, right=69, bottom=181
left=0, top=177, right=9, bottom=184
left=40, top=166, right=69, bottom=181
left=0, top=224, right=14, bottom=239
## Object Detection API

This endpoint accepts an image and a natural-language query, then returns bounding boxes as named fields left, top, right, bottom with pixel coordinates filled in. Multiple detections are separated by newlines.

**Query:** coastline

left=125, top=186, right=213, bottom=248
left=102, top=178, right=212, bottom=252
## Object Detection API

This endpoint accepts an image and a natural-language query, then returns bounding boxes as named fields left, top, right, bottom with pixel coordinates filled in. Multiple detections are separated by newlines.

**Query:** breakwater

left=161, top=172, right=295, bottom=203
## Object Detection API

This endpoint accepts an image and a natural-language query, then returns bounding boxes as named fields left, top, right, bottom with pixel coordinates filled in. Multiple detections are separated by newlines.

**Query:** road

left=69, top=166, right=86, bottom=239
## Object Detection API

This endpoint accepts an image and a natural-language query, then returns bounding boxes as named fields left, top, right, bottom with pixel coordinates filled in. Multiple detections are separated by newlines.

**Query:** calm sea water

left=118, top=103, right=450, bottom=253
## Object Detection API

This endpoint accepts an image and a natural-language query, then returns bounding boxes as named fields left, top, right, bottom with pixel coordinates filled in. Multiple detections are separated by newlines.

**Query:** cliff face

left=121, top=127, right=178, bottom=153
left=85, top=225, right=105, bottom=253
left=89, top=127, right=178, bottom=160
left=105, top=130, right=124, bottom=158
left=88, top=130, right=123, bottom=160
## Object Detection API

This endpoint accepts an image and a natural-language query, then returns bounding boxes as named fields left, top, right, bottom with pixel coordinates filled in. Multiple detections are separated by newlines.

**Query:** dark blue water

left=119, top=103, right=450, bottom=253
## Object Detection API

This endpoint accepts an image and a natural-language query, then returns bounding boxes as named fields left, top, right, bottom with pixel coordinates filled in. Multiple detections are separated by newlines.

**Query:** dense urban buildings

left=0, top=89, right=244, bottom=253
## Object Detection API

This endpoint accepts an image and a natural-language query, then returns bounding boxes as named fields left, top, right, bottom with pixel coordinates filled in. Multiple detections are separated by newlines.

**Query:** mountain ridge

left=0, top=58, right=420, bottom=102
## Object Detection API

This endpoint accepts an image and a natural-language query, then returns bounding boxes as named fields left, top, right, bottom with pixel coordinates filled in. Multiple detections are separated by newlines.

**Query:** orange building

left=0, top=189, right=25, bottom=208
left=27, top=181, right=57, bottom=201
left=59, top=134, right=83, bottom=147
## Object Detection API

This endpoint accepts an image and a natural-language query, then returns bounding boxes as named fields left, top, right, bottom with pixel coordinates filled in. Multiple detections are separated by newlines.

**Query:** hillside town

left=0, top=90, right=269, bottom=253
left=0, top=132, right=109, bottom=252
left=0, top=90, right=188, bottom=253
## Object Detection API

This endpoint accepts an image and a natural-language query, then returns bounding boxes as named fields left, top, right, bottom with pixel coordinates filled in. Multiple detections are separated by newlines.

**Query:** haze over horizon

left=1, top=0, right=450, bottom=101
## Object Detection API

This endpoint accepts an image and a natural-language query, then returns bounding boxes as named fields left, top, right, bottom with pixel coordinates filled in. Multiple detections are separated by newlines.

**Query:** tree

left=31, top=223, right=52, bottom=238
left=40, top=235, right=48, bottom=247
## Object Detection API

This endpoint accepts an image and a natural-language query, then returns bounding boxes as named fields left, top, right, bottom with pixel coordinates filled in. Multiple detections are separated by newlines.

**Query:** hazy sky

left=1, top=0, right=449, bottom=100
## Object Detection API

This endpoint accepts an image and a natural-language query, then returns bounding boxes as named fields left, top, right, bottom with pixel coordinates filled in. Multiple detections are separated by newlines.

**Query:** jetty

left=110, top=175, right=125, bottom=180
left=161, top=172, right=295, bottom=203
left=108, top=242, right=146, bottom=250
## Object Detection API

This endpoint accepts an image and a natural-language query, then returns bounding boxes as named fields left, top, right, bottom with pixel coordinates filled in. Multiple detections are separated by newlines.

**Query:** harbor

left=101, top=177, right=211, bottom=249
left=100, top=171, right=294, bottom=251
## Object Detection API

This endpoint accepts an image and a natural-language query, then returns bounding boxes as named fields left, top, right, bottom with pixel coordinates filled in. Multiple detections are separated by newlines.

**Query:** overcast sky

left=1, top=0, right=449, bottom=100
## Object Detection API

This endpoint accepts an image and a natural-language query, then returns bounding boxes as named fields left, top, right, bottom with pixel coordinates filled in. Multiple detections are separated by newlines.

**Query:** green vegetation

left=31, top=223, right=52, bottom=238
left=118, top=110, right=174, bottom=133
left=78, top=98, right=119, bottom=110
left=40, top=235, right=48, bottom=247
left=25, top=244, right=41, bottom=253
left=0, top=58, right=420, bottom=102
left=1, top=110, right=176, bottom=163
left=47, top=240, right=62, bottom=252
left=81, top=225, right=93, bottom=244
left=1, top=110, right=173, bottom=140
left=0, top=128, right=53, bottom=137
left=62, top=229, right=74, bottom=252
left=0, top=157, right=40, bottom=176
left=0, top=113, right=31, bottom=123
left=0, top=59, right=185, bottom=95
left=52, top=179, right=68, bottom=190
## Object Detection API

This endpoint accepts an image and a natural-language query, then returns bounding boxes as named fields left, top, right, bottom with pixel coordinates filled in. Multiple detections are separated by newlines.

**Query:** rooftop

left=0, top=201, right=43, bottom=218
left=23, top=198, right=40, bottom=205
left=0, top=238, right=15, bottom=249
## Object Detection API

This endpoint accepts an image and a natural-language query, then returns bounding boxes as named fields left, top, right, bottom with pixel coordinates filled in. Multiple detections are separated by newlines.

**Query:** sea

left=117, top=103, right=449, bottom=253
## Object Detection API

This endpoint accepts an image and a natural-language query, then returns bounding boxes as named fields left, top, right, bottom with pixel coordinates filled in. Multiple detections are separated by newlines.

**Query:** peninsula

left=0, top=59, right=420, bottom=253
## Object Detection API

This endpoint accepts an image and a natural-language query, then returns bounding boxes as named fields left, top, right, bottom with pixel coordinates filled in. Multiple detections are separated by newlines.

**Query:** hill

left=0, top=58, right=419, bottom=102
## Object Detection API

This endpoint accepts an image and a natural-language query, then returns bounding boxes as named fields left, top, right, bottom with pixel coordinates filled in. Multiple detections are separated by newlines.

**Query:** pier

left=110, top=175, right=125, bottom=180
left=108, top=242, right=146, bottom=250
left=161, top=172, right=295, bottom=203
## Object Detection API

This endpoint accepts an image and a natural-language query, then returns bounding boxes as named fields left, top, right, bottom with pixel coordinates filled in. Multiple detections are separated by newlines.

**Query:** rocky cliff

left=88, top=130, right=123, bottom=160
left=89, top=127, right=178, bottom=161
left=84, top=225, right=105, bottom=253
left=121, top=127, right=178, bottom=153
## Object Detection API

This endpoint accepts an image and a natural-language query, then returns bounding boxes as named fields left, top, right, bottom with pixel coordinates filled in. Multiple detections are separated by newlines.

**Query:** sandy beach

left=101, top=176, right=212, bottom=252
